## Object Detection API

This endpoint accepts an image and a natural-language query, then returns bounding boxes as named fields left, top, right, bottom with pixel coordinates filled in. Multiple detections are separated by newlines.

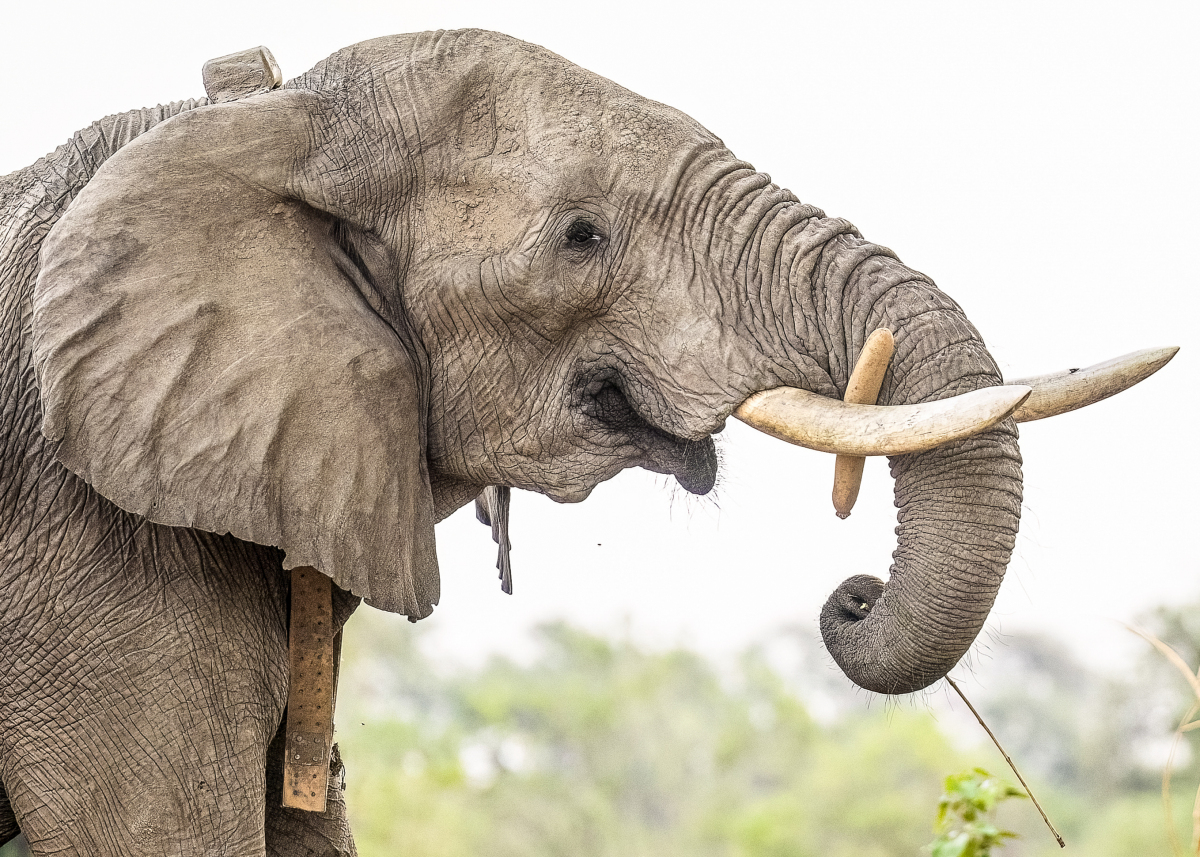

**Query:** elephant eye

left=564, top=219, right=603, bottom=250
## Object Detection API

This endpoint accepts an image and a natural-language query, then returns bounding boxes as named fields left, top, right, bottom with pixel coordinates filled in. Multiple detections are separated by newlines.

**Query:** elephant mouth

left=575, top=374, right=718, bottom=495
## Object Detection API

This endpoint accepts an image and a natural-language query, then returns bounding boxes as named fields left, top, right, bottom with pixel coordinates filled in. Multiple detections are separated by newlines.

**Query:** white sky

left=3, top=1, right=1197, bottom=698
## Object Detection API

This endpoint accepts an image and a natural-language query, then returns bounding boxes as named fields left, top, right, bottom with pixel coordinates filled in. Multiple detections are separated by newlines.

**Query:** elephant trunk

left=701, top=182, right=1024, bottom=694
left=819, top=424, right=1022, bottom=694
left=811, top=253, right=1024, bottom=694
left=652, top=160, right=1025, bottom=694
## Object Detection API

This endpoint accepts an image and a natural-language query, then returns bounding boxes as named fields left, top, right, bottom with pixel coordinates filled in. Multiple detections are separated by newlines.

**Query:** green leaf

left=928, top=768, right=1024, bottom=856
left=932, top=831, right=971, bottom=857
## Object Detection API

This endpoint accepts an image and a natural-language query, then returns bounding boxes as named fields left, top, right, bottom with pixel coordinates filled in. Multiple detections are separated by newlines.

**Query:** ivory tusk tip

left=832, top=453, right=868, bottom=517
left=736, top=383, right=1031, bottom=457
left=1010, top=346, right=1180, bottom=423
left=1009, top=385, right=1033, bottom=410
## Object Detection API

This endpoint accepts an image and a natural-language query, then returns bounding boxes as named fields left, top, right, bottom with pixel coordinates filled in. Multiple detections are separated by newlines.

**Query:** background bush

left=5, top=599, right=1199, bottom=856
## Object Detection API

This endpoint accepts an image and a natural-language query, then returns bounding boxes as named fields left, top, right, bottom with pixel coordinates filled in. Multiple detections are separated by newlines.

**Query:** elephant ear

left=32, top=90, right=439, bottom=618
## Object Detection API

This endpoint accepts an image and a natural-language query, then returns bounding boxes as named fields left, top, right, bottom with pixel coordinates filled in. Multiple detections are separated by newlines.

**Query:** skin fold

left=0, top=29, right=1021, bottom=856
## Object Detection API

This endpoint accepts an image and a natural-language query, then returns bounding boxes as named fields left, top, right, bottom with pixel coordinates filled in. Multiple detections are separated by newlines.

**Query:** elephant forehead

left=339, top=30, right=725, bottom=220
left=525, top=82, right=723, bottom=194
left=431, top=31, right=724, bottom=193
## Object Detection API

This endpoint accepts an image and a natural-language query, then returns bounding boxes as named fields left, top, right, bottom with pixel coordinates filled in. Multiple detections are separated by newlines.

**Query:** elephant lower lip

left=581, top=382, right=718, bottom=495
left=649, top=437, right=718, bottom=495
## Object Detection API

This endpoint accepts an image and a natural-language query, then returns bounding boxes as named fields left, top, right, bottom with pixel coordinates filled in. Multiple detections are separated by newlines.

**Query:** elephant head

left=30, top=30, right=1172, bottom=696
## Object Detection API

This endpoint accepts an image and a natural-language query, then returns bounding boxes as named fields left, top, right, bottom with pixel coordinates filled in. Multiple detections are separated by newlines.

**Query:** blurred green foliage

left=338, top=617, right=968, bottom=857
left=930, top=769, right=1024, bottom=856
left=4, top=600, right=1200, bottom=857
left=332, top=604, right=1200, bottom=857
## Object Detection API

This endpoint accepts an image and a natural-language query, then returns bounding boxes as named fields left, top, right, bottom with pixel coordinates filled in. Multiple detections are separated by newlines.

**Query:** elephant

left=0, top=28, right=1174, bottom=857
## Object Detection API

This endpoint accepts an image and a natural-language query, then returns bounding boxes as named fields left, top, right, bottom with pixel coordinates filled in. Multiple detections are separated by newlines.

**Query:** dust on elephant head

left=27, top=29, right=1151, bottom=698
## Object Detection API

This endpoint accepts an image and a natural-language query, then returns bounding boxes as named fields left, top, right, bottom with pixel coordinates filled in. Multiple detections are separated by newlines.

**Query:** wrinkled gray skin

left=0, top=29, right=1021, bottom=856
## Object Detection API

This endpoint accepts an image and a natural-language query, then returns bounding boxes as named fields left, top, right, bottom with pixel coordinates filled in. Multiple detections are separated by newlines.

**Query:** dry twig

left=946, top=676, right=1065, bottom=848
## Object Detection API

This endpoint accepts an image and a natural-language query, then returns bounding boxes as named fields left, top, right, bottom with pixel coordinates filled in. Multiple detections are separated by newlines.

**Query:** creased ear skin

left=32, top=90, right=440, bottom=618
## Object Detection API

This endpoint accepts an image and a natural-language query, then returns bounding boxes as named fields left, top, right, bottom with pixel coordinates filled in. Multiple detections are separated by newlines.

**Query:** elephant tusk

left=1008, top=346, right=1179, bottom=423
left=832, top=328, right=895, bottom=519
left=734, top=384, right=1031, bottom=457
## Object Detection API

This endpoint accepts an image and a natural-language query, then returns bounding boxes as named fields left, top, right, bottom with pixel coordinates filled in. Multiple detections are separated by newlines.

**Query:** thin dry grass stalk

left=946, top=676, right=1065, bottom=848
left=1124, top=623, right=1200, bottom=856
